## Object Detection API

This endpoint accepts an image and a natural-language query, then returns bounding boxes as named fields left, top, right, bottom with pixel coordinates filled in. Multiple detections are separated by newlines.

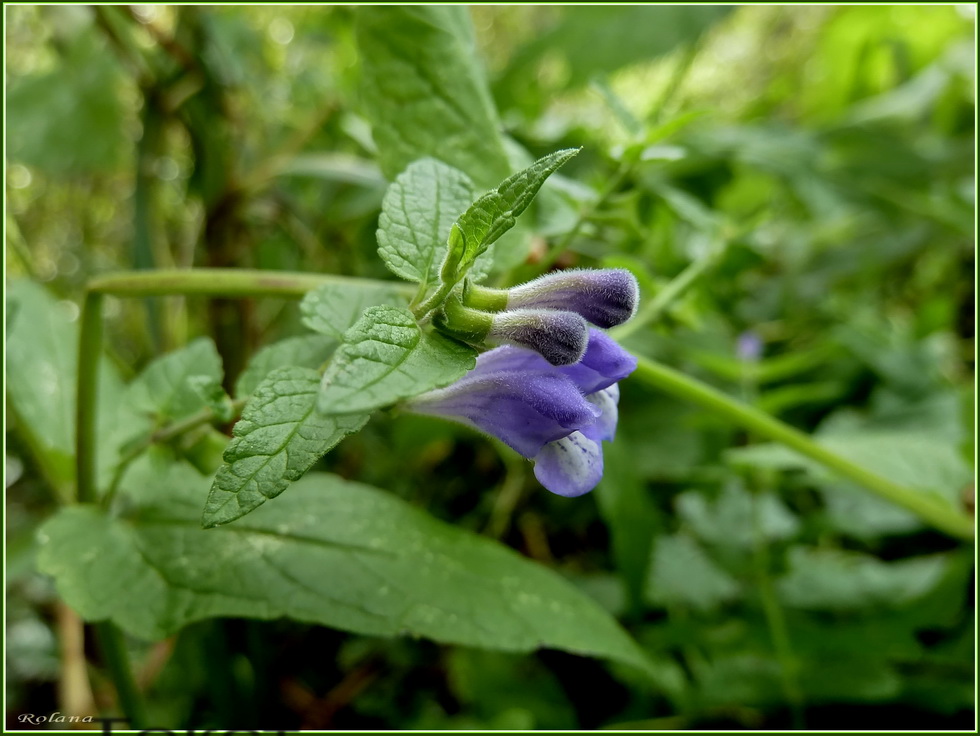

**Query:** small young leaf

left=39, top=457, right=654, bottom=676
left=235, top=334, right=337, bottom=399
left=377, top=159, right=493, bottom=288
left=126, top=337, right=224, bottom=422
left=318, top=306, right=476, bottom=415
left=449, top=149, right=580, bottom=280
left=203, top=367, right=368, bottom=528
left=187, top=375, right=235, bottom=423
left=300, top=282, right=409, bottom=340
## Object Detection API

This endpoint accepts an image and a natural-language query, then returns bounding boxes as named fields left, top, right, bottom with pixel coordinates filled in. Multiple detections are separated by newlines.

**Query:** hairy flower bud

left=485, top=309, right=589, bottom=366
left=466, top=268, right=639, bottom=328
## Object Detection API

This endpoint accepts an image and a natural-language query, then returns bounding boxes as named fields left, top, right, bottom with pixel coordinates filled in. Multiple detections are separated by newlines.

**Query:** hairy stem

left=631, top=356, right=975, bottom=541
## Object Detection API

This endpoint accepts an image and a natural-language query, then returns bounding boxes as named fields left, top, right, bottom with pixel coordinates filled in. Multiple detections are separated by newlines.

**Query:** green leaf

left=126, top=337, right=224, bottom=423
left=646, top=533, right=741, bottom=613
left=675, top=483, right=800, bottom=549
left=6, top=17, right=127, bottom=174
left=187, top=376, right=235, bottom=424
left=235, top=334, right=337, bottom=399
left=5, top=280, right=139, bottom=497
left=318, top=306, right=476, bottom=415
left=777, top=547, right=950, bottom=611
left=299, top=282, right=409, bottom=341
left=495, top=6, right=732, bottom=112
left=726, top=428, right=971, bottom=506
left=38, top=458, right=652, bottom=674
left=355, top=6, right=510, bottom=187
left=377, top=159, right=495, bottom=288
left=447, top=149, right=579, bottom=280
left=203, top=367, right=369, bottom=528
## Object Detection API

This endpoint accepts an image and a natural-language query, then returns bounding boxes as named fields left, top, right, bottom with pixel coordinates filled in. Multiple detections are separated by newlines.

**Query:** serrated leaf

left=235, top=334, right=337, bottom=399
left=203, top=367, right=368, bottom=528
left=355, top=6, right=510, bottom=187
left=377, top=159, right=494, bottom=288
left=448, top=149, right=579, bottom=280
left=37, top=458, right=653, bottom=675
left=299, top=282, right=409, bottom=341
left=126, top=337, right=224, bottom=422
left=318, top=306, right=476, bottom=415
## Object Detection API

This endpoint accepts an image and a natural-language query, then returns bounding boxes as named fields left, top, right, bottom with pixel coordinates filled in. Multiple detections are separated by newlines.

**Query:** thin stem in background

left=94, top=622, right=146, bottom=730
left=611, top=236, right=726, bottom=341
left=630, top=356, right=975, bottom=541
left=751, top=491, right=806, bottom=728
left=77, top=269, right=414, bottom=503
left=104, top=398, right=248, bottom=509
left=76, top=291, right=104, bottom=505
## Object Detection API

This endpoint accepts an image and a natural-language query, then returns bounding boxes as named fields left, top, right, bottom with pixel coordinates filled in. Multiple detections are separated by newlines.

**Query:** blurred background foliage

left=5, top=4, right=975, bottom=730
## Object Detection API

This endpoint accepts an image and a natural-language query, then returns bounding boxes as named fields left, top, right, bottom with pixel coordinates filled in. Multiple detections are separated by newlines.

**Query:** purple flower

left=736, top=331, right=763, bottom=362
left=408, top=329, right=636, bottom=497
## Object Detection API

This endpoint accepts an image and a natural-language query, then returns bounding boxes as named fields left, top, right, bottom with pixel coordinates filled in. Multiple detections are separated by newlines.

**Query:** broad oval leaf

left=355, top=6, right=510, bottom=187
left=38, top=457, right=654, bottom=675
left=318, top=306, right=476, bottom=415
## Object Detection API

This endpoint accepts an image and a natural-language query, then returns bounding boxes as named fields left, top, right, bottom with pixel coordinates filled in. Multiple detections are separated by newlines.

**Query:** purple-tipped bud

left=503, top=269, right=640, bottom=328
left=486, top=309, right=589, bottom=366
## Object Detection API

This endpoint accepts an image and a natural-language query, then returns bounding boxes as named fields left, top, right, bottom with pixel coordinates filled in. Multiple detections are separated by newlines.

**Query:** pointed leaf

left=448, top=149, right=579, bottom=279
left=204, top=367, right=368, bottom=528
left=318, top=306, right=476, bottom=415
left=38, top=458, right=653, bottom=675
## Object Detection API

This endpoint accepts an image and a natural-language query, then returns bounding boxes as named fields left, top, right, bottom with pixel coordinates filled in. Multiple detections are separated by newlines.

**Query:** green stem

left=413, top=280, right=456, bottom=322
left=105, top=398, right=248, bottom=508
left=88, top=268, right=413, bottom=298
left=94, top=621, right=146, bottom=729
left=632, top=356, right=975, bottom=541
left=751, top=493, right=805, bottom=727
left=76, top=291, right=104, bottom=505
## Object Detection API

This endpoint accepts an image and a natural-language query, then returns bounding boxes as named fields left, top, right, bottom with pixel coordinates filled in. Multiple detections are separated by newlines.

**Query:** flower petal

left=584, top=384, right=619, bottom=442
left=559, top=330, right=637, bottom=394
left=409, top=370, right=599, bottom=458
left=533, top=431, right=604, bottom=497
